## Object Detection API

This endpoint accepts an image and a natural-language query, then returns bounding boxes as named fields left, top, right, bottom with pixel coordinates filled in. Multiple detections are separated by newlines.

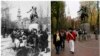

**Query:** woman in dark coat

left=53, top=31, right=61, bottom=54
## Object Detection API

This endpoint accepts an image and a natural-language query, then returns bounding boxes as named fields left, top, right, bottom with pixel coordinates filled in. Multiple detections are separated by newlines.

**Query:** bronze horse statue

left=27, top=6, right=38, bottom=23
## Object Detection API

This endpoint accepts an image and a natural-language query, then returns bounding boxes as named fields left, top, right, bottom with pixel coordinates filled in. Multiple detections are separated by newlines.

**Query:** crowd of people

left=52, top=27, right=99, bottom=55
left=2, top=28, right=50, bottom=56
left=53, top=28, right=77, bottom=55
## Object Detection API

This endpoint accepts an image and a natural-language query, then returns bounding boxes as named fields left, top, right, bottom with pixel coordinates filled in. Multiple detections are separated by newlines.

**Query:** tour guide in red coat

left=66, top=29, right=77, bottom=54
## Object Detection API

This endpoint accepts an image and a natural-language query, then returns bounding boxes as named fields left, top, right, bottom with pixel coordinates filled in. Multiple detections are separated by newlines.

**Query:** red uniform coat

left=66, top=32, right=76, bottom=42
left=71, top=31, right=77, bottom=41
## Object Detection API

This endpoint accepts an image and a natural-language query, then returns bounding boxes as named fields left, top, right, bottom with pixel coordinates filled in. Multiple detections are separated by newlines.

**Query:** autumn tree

left=51, top=1, right=66, bottom=33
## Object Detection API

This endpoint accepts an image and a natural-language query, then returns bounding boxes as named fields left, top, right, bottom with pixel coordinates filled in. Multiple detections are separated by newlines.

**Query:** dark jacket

left=59, top=32, right=66, bottom=41
left=11, top=33, right=16, bottom=42
left=27, top=33, right=38, bottom=47
left=53, top=33, right=61, bottom=46
left=39, top=31, right=48, bottom=48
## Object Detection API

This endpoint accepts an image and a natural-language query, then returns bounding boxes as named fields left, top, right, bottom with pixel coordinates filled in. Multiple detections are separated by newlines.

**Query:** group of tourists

left=78, top=28, right=99, bottom=41
left=78, top=29, right=89, bottom=41
left=53, top=28, right=77, bottom=54
left=10, top=28, right=49, bottom=55
left=53, top=27, right=99, bottom=55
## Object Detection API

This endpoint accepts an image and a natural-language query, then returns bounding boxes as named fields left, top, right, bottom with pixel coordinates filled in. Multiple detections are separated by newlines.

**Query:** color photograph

left=51, top=1, right=100, bottom=56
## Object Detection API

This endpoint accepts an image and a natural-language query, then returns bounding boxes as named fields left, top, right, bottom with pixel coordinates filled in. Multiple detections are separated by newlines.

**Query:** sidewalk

left=51, top=34, right=99, bottom=56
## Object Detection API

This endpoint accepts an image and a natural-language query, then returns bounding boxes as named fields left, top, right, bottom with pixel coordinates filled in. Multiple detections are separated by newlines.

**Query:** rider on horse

left=27, top=6, right=38, bottom=23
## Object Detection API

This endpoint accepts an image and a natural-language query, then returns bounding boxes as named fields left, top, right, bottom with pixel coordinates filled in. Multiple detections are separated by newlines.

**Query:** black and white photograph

left=1, top=1, right=51, bottom=56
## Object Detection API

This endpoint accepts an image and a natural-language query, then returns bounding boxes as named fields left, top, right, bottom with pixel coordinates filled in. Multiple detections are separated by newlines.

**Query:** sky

left=65, top=1, right=100, bottom=19
left=2, top=1, right=51, bottom=21
left=2, top=1, right=100, bottom=21
left=65, top=0, right=80, bottom=19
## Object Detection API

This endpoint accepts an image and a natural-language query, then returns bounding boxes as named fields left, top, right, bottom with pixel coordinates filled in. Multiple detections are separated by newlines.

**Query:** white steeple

left=17, top=8, right=21, bottom=20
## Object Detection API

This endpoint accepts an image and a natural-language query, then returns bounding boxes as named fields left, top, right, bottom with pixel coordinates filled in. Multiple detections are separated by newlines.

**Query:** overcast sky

left=65, top=1, right=80, bottom=19
left=2, top=1, right=51, bottom=21
left=65, top=1, right=100, bottom=19
left=2, top=1, right=100, bottom=21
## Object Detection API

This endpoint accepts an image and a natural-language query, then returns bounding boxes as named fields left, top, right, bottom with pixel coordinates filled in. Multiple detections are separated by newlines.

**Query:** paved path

left=51, top=34, right=99, bottom=56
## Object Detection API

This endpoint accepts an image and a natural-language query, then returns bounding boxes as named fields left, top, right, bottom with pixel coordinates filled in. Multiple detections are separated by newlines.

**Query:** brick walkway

left=51, top=34, right=99, bottom=56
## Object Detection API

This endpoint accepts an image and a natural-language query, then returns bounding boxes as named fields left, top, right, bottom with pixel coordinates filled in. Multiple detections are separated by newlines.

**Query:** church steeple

left=67, top=6, right=70, bottom=16
left=17, top=8, right=21, bottom=20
